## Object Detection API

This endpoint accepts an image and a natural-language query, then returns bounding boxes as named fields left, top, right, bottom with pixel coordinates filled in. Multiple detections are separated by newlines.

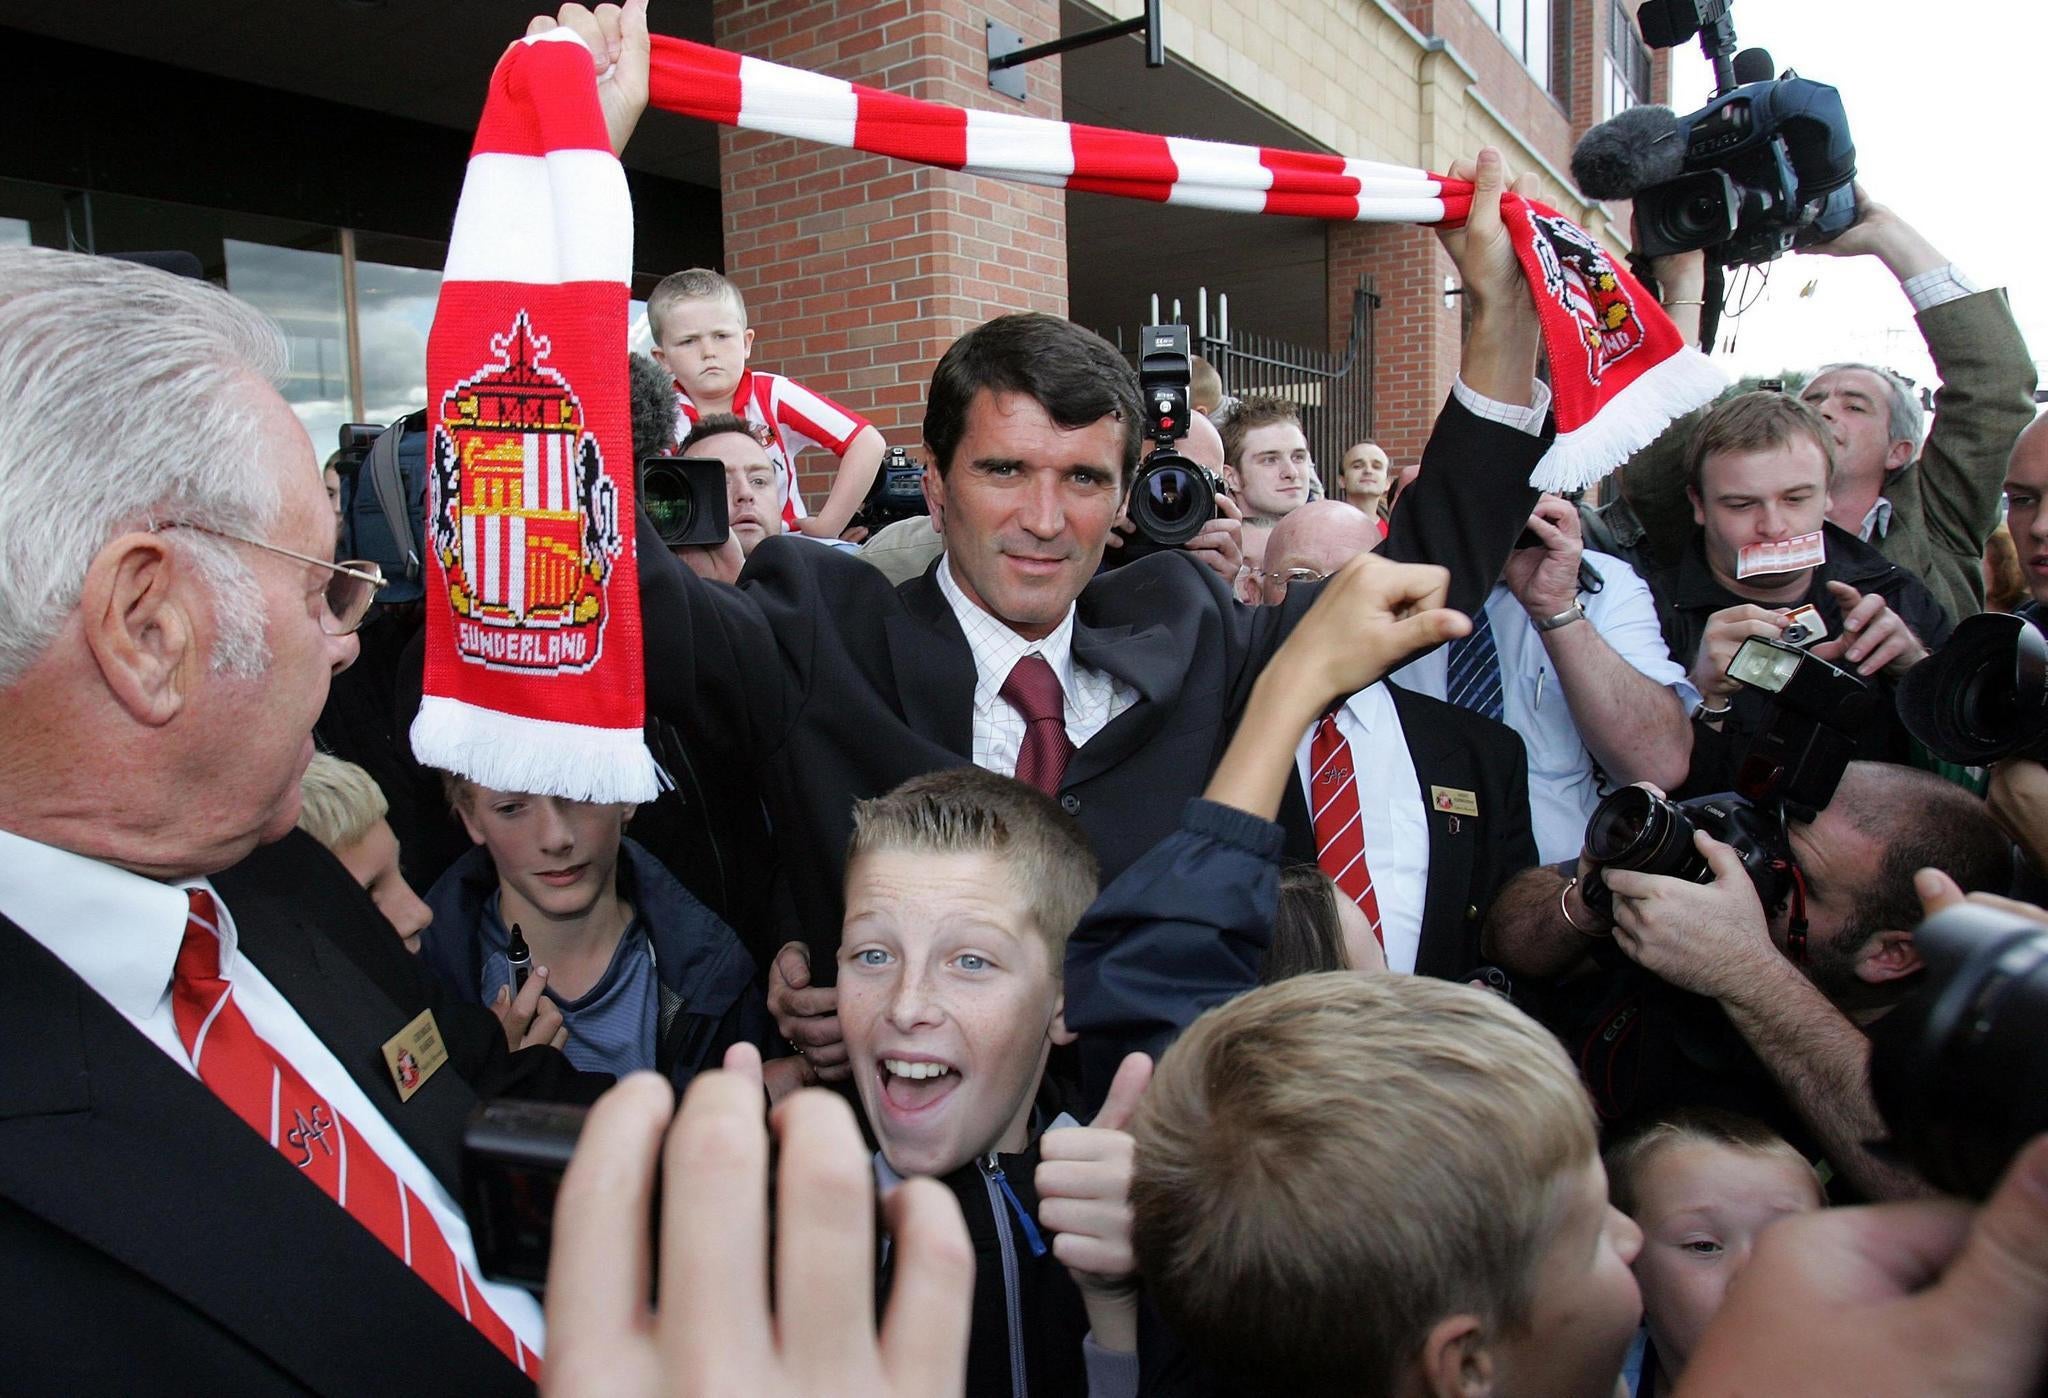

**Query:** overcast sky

left=1661, top=0, right=2047, bottom=396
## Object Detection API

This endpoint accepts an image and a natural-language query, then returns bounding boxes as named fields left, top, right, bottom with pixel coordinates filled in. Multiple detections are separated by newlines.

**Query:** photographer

left=1646, top=390, right=1950, bottom=793
left=1621, top=191, right=2038, bottom=625
left=1987, top=417, right=2048, bottom=874
left=1483, top=761, right=2009, bottom=1200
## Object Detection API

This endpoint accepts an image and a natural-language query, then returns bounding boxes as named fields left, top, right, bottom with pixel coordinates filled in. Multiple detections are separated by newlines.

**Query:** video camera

left=333, top=422, right=383, bottom=479
left=1107, top=324, right=1225, bottom=566
left=853, top=444, right=930, bottom=533
left=1897, top=612, right=2048, bottom=766
left=1570, top=0, right=1858, bottom=268
left=1870, top=903, right=2048, bottom=1200
left=1581, top=637, right=1875, bottom=937
left=639, top=455, right=730, bottom=549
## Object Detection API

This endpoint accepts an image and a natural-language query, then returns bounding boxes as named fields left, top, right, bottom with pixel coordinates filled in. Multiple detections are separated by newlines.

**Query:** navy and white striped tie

left=1444, top=606, right=1506, bottom=722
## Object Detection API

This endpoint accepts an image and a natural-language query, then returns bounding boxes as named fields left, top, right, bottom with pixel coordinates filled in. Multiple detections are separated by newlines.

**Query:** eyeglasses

left=1255, top=566, right=1330, bottom=587
left=151, top=522, right=386, bottom=635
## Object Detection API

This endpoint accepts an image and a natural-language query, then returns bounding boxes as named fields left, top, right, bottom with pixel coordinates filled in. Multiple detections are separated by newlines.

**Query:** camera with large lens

left=854, top=444, right=929, bottom=532
left=1870, top=905, right=2048, bottom=1200
left=1580, top=636, right=1872, bottom=910
left=1573, top=2, right=1857, bottom=268
left=1109, top=324, right=1225, bottom=566
left=1581, top=788, right=1787, bottom=914
left=1897, top=612, right=2048, bottom=766
left=639, top=455, right=730, bottom=549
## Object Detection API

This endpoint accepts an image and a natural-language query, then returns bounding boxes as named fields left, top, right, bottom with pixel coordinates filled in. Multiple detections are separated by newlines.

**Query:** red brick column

left=1328, top=221, right=1462, bottom=474
left=712, top=0, right=1068, bottom=501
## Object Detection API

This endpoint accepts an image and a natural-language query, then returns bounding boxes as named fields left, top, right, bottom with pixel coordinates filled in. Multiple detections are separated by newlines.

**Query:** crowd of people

left=3, top=2, right=2048, bottom=1394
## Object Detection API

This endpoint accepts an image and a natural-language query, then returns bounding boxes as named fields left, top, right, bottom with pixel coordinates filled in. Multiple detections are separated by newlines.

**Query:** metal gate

left=1121, top=283, right=1380, bottom=497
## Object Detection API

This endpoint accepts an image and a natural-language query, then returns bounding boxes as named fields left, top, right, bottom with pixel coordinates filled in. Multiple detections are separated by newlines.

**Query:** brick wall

left=712, top=0, right=1067, bottom=505
left=1329, top=221, right=1462, bottom=472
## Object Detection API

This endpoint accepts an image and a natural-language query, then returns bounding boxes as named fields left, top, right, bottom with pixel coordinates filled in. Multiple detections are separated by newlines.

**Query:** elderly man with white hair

left=0, top=246, right=585, bottom=1393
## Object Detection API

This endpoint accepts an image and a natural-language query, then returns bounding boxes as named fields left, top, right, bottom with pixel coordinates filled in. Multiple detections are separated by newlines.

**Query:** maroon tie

left=170, top=889, right=536, bottom=1378
left=1000, top=653, right=1075, bottom=795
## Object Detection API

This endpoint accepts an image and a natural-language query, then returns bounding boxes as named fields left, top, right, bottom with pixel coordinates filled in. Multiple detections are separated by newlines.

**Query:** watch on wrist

left=1534, top=602, right=1586, bottom=633
left=1692, top=696, right=1734, bottom=722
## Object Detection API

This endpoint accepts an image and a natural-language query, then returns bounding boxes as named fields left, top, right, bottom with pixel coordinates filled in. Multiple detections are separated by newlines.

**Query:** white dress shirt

left=1291, top=683, right=1431, bottom=975
left=934, top=557, right=1138, bottom=780
left=1901, top=262, right=1981, bottom=313
left=1394, top=550, right=1696, bottom=864
left=0, top=826, right=546, bottom=1353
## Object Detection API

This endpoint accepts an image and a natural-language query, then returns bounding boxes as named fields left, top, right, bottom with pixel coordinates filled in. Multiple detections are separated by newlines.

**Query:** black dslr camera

left=1108, top=324, right=1225, bottom=566
left=1591, top=2, right=1858, bottom=267
left=1896, top=612, right=2048, bottom=766
left=1581, top=637, right=1875, bottom=933
left=639, top=455, right=730, bottom=549
left=853, top=444, right=930, bottom=532
left=1870, top=904, right=2048, bottom=1200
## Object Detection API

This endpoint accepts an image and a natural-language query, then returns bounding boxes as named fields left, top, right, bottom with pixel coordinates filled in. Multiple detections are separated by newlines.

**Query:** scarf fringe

left=411, top=695, right=665, bottom=803
left=1529, top=346, right=1727, bottom=494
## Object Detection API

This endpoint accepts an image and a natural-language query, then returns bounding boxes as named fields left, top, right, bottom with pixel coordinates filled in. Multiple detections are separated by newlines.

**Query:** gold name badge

left=381, top=1009, right=450, bottom=1103
left=1430, top=785, right=1480, bottom=818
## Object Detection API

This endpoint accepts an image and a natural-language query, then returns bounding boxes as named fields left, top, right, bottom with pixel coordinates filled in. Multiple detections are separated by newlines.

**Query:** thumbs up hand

left=1036, top=1052, right=1153, bottom=1300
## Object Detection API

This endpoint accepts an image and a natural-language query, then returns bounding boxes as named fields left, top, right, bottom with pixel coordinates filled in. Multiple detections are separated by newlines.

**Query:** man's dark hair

left=680, top=412, right=759, bottom=456
left=1811, top=762, right=2013, bottom=1006
left=629, top=352, right=680, bottom=460
left=923, top=313, right=1143, bottom=486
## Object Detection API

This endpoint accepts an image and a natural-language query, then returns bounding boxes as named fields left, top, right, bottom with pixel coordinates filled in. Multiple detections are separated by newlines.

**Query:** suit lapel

left=0, top=916, right=518, bottom=1396
left=1390, top=687, right=1482, bottom=980
left=222, top=874, right=480, bottom=1197
left=1063, top=614, right=1183, bottom=787
left=886, top=573, right=977, bottom=761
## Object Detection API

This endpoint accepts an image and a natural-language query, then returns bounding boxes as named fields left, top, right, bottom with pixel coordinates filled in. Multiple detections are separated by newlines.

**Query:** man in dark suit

left=0, top=247, right=587, bottom=1394
left=1259, top=500, right=1539, bottom=979
left=628, top=148, right=1554, bottom=1071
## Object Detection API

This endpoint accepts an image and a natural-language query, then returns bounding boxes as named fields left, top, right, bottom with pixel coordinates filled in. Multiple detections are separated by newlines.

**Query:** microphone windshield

left=1732, top=47, right=1777, bottom=85
left=1570, top=105, right=1686, bottom=200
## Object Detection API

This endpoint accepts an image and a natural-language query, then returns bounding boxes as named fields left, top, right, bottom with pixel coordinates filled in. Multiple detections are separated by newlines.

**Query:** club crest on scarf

left=430, top=311, right=622, bottom=674
left=1528, top=211, right=1645, bottom=384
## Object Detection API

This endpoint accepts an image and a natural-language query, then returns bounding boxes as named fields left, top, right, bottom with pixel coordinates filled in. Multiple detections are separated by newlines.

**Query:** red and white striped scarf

left=418, top=27, right=1722, bottom=802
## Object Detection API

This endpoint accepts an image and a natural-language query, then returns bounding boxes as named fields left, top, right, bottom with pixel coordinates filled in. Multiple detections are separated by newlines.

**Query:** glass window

left=0, top=218, right=27, bottom=247
left=1468, top=0, right=1553, bottom=89
left=224, top=237, right=353, bottom=459
left=1607, top=0, right=1652, bottom=115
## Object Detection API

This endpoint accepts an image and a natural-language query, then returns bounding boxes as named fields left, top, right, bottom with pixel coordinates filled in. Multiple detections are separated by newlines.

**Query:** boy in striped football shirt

left=649, top=267, right=887, bottom=540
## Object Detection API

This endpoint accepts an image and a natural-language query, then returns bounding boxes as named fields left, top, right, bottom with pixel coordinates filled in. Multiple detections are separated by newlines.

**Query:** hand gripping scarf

left=418, top=27, right=1724, bottom=802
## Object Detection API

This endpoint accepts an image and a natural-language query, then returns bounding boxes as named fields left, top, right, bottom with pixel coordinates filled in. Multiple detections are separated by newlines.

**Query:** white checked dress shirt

left=0, top=826, right=546, bottom=1353
left=935, top=558, right=1138, bottom=781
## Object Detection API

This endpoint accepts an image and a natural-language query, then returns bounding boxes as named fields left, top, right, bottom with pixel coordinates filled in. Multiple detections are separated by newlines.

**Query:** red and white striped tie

left=1308, top=713, right=1385, bottom=947
left=170, top=888, right=536, bottom=1379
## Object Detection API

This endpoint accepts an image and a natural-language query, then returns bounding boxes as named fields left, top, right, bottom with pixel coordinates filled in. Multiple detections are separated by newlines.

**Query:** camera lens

left=1870, top=906, right=2048, bottom=1199
left=642, top=460, right=696, bottom=546
left=1130, top=451, right=1216, bottom=549
left=1899, top=613, right=2048, bottom=764
left=1587, top=787, right=1675, bottom=867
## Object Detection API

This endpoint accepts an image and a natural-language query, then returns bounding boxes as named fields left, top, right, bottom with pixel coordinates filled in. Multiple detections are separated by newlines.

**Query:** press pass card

left=1736, top=530, right=1826, bottom=579
left=1780, top=604, right=1826, bottom=648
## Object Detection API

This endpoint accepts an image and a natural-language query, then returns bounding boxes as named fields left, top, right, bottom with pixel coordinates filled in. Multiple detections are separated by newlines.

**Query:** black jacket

left=637, top=397, right=1546, bottom=968
left=1645, top=522, right=1954, bottom=792
left=0, top=831, right=604, bottom=1396
left=1275, top=683, right=1538, bottom=980
left=877, top=1095, right=1102, bottom=1398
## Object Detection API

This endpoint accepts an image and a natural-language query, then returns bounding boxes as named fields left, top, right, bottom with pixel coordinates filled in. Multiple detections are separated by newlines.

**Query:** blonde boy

left=647, top=268, right=885, bottom=539
left=297, top=753, right=432, bottom=953
left=1132, top=973, right=1645, bottom=1398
